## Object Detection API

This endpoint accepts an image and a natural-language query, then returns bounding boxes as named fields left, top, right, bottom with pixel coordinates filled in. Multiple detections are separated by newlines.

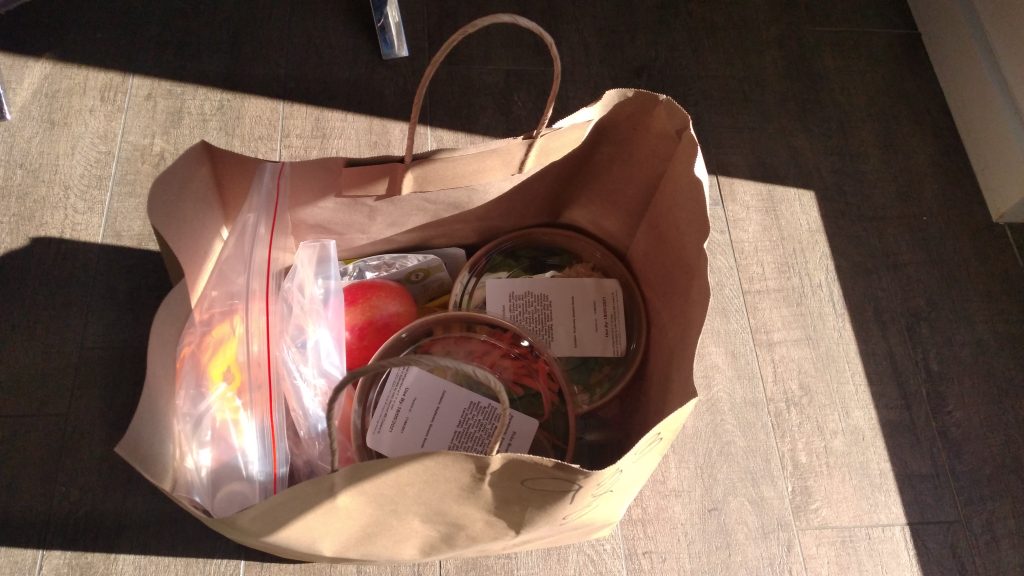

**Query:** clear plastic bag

left=277, top=239, right=355, bottom=480
left=173, top=163, right=292, bottom=518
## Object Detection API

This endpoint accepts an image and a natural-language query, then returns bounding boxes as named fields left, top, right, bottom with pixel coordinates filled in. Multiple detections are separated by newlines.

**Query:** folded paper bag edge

left=145, top=89, right=675, bottom=296
left=188, top=399, right=698, bottom=563
left=147, top=141, right=265, bottom=304
left=114, top=280, right=191, bottom=492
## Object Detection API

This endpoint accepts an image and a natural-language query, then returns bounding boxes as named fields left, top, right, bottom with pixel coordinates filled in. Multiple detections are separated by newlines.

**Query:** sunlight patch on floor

left=717, top=176, right=912, bottom=531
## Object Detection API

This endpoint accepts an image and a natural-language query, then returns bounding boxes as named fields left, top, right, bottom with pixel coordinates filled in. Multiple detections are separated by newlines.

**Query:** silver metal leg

left=370, top=0, right=409, bottom=60
left=0, top=66, right=10, bottom=121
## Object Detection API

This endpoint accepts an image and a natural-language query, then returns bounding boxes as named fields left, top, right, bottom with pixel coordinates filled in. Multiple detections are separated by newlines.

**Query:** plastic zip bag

left=173, top=163, right=292, bottom=518
left=277, top=239, right=356, bottom=480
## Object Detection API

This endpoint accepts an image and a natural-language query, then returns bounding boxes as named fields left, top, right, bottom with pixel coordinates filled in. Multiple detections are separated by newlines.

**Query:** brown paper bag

left=116, top=14, right=711, bottom=563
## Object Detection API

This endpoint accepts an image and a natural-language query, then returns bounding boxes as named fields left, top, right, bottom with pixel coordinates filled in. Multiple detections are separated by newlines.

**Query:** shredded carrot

left=415, top=329, right=562, bottom=422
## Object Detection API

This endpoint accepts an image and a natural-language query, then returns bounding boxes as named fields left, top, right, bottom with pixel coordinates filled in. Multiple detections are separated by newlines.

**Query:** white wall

left=909, top=0, right=1024, bottom=222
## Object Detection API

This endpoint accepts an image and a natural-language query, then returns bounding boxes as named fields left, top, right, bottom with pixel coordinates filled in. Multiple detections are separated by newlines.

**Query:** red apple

left=343, top=279, right=417, bottom=370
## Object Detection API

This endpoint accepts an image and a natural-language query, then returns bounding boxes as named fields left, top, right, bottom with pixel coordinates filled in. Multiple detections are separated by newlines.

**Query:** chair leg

left=370, top=0, right=409, bottom=60
left=0, top=66, right=10, bottom=121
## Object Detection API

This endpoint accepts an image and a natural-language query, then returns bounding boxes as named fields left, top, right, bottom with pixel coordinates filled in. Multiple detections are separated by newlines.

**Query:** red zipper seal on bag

left=263, top=163, right=285, bottom=494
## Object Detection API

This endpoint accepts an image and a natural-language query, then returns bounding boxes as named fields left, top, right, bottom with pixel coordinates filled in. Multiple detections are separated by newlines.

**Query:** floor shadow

left=0, top=0, right=581, bottom=138
left=0, top=238, right=257, bottom=561
left=0, top=0, right=699, bottom=141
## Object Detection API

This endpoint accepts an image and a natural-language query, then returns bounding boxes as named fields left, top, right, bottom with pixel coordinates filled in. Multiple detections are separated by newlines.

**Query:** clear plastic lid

left=351, top=312, right=576, bottom=462
left=449, top=227, right=648, bottom=413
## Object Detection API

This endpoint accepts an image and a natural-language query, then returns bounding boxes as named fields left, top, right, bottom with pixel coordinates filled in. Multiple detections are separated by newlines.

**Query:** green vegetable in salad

left=471, top=245, right=628, bottom=412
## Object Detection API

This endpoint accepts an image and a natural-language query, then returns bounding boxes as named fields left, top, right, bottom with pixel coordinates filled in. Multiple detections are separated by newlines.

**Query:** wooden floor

left=2, top=1, right=1023, bottom=575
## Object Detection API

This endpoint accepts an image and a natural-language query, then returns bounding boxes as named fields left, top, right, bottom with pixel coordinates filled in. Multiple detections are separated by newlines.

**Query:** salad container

left=450, top=227, right=648, bottom=413
left=351, top=312, right=577, bottom=463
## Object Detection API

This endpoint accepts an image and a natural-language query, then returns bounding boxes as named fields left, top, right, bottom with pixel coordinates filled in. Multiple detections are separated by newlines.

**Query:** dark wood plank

left=424, top=1, right=582, bottom=71
left=278, top=0, right=429, bottom=161
left=925, top=375, right=1024, bottom=576
left=279, top=0, right=428, bottom=160
left=426, top=66, right=554, bottom=148
left=0, top=415, right=63, bottom=576
left=1006, top=224, right=1024, bottom=267
left=800, top=524, right=976, bottom=575
left=0, top=236, right=98, bottom=416
left=39, top=348, right=244, bottom=575
left=800, top=0, right=917, bottom=31
left=0, top=53, right=129, bottom=416
left=80, top=245, right=172, bottom=349
left=0, top=1, right=290, bottom=108
left=424, top=1, right=736, bottom=139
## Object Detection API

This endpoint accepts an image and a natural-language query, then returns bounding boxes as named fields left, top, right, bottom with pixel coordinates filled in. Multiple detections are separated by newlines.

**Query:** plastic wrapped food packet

left=340, top=253, right=452, bottom=305
left=277, top=239, right=354, bottom=481
left=173, top=164, right=291, bottom=518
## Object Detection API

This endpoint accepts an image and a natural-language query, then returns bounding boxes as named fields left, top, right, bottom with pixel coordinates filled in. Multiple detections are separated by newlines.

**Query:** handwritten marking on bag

left=517, top=432, right=670, bottom=526
left=544, top=465, right=624, bottom=526
left=561, top=500, right=604, bottom=524
left=590, top=465, right=626, bottom=500
left=592, top=481, right=618, bottom=499
left=520, top=477, right=583, bottom=505
left=628, top=431, right=663, bottom=462
left=595, top=467, right=623, bottom=491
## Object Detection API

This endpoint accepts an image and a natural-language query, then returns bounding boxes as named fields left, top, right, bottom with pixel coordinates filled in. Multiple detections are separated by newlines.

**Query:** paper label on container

left=366, top=366, right=538, bottom=458
left=485, top=278, right=627, bottom=357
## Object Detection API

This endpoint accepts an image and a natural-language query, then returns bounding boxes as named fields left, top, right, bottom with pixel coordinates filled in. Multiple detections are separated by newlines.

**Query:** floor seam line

left=98, top=72, right=134, bottom=243
left=919, top=384, right=984, bottom=572
left=805, top=26, right=920, bottom=34
left=796, top=519, right=961, bottom=533
left=277, top=99, right=284, bottom=163
left=1004, top=225, right=1023, bottom=267
left=437, top=63, right=554, bottom=71
left=33, top=549, right=44, bottom=576
left=615, top=524, right=628, bottom=576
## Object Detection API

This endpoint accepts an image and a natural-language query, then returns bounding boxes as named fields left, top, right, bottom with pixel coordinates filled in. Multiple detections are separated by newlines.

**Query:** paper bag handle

left=403, top=13, right=562, bottom=166
left=327, top=354, right=513, bottom=470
